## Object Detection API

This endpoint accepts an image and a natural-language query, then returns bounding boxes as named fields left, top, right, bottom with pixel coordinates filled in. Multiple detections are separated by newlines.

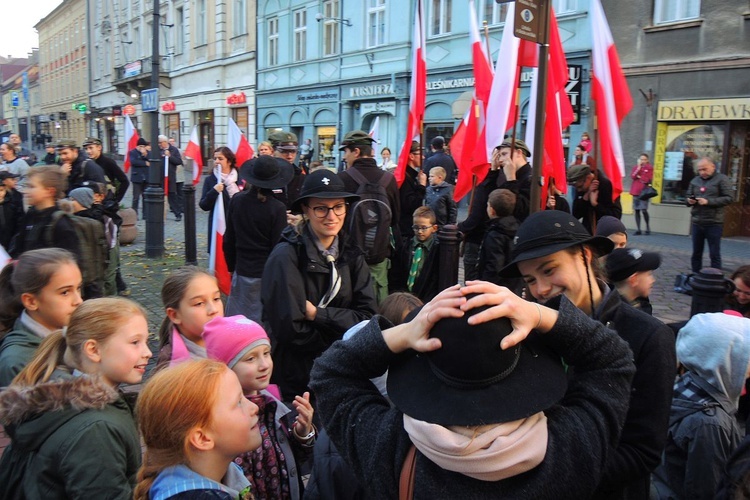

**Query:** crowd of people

left=0, top=129, right=749, bottom=499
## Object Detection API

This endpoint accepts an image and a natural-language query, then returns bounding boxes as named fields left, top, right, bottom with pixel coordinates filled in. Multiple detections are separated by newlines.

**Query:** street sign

left=514, top=0, right=549, bottom=44
left=142, top=88, right=159, bottom=112
left=11, top=92, right=19, bottom=108
left=22, top=72, right=29, bottom=102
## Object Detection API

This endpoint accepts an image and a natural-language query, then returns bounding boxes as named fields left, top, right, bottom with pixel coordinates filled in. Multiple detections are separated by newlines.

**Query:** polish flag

left=184, top=125, right=203, bottom=185
left=164, top=156, right=169, bottom=198
left=123, top=115, right=139, bottom=172
left=209, top=168, right=231, bottom=295
left=368, top=115, right=380, bottom=158
left=452, top=104, right=473, bottom=201
left=590, top=0, right=633, bottom=201
left=227, top=118, right=254, bottom=166
left=395, top=0, right=426, bottom=186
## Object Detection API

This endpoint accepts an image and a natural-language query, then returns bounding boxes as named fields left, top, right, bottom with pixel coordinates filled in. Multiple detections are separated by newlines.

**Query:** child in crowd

left=477, top=189, right=521, bottom=292
left=9, top=165, right=80, bottom=259
left=396, top=207, right=440, bottom=302
left=424, top=167, right=456, bottom=226
left=204, top=315, right=316, bottom=499
left=653, top=313, right=750, bottom=499
left=0, top=298, right=151, bottom=498
left=580, top=131, right=593, bottom=153
left=155, top=266, right=224, bottom=371
left=595, top=215, right=628, bottom=249
left=0, top=248, right=82, bottom=387
left=0, top=171, right=24, bottom=250
left=606, top=248, right=661, bottom=315
left=65, top=187, right=108, bottom=299
left=726, top=265, right=750, bottom=318
left=134, top=359, right=261, bottom=500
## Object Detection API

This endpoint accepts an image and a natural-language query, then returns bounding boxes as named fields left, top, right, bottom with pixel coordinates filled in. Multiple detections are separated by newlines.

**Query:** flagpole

left=530, top=0, right=552, bottom=213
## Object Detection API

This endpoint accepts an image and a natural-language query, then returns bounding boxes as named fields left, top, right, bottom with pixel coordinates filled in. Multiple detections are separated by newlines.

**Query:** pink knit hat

left=203, top=315, right=271, bottom=368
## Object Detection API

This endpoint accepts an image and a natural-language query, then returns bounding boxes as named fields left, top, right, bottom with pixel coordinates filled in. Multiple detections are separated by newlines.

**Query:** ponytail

left=12, top=330, right=66, bottom=386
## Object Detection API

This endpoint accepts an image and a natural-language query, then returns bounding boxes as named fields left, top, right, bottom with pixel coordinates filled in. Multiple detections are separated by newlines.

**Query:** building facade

left=608, top=0, right=750, bottom=236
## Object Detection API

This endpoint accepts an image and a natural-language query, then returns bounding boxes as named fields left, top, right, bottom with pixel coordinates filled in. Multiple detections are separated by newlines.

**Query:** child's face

left=22, top=262, right=82, bottom=331
left=168, top=275, right=224, bottom=343
left=630, top=270, right=656, bottom=299
left=428, top=172, right=444, bottom=186
left=518, top=248, right=591, bottom=308
left=3, top=177, right=17, bottom=190
left=608, top=233, right=627, bottom=249
left=231, top=344, right=273, bottom=394
left=24, top=175, right=55, bottom=207
left=209, top=369, right=262, bottom=458
left=412, top=216, right=437, bottom=243
left=486, top=201, right=496, bottom=219
left=95, top=314, right=152, bottom=386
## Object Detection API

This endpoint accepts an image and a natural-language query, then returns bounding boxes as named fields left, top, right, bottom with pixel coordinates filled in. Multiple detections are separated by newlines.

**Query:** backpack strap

left=346, top=167, right=367, bottom=186
left=379, top=171, right=395, bottom=188
left=45, top=210, right=67, bottom=247
left=399, top=444, right=417, bottom=500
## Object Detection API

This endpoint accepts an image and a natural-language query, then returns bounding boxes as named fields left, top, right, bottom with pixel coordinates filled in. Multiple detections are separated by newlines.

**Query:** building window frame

left=268, top=17, right=279, bottom=66
left=482, top=0, right=508, bottom=25
left=294, top=8, right=307, bottom=61
left=654, top=0, right=701, bottom=24
left=175, top=7, right=184, bottom=53
left=323, top=0, right=340, bottom=56
left=429, top=0, right=452, bottom=37
left=195, top=0, right=207, bottom=46
left=233, top=0, right=247, bottom=36
left=367, top=0, right=386, bottom=48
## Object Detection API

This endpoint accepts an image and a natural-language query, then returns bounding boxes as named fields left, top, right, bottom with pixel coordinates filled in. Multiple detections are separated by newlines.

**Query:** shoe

left=645, top=230, right=651, bottom=235
left=118, top=289, right=131, bottom=297
left=634, top=230, right=642, bottom=235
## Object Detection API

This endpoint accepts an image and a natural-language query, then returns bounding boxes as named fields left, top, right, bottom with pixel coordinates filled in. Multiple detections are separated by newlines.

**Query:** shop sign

left=162, top=101, right=176, bottom=112
left=427, top=78, right=475, bottom=90
left=566, top=65, right=582, bottom=124
left=226, top=92, right=247, bottom=106
left=124, top=61, right=142, bottom=78
left=657, top=98, right=750, bottom=121
left=123, top=104, right=136, bottom=115
left=514, top=0, right=550, bottom=44
left=360, top=102, right=397, bottom=116
left=349, top=84, right=394, bottom=98
left=296, top=90, right=340, bottom=102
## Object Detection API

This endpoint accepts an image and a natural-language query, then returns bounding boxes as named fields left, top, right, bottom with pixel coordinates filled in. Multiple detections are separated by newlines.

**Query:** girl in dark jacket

left=499, top=210, right=677, bottom=499
left=0, top=297, right=152, bottom=499
left=261, top=169, right=377, bottom=404
left=199, top=147, right=244, bottom=253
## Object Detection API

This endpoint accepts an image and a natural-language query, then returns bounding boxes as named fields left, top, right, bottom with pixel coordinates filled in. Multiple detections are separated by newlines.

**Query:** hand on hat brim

left=461, top=281, right=559, bottom=350
left=382, top=285, right=465, bottom=354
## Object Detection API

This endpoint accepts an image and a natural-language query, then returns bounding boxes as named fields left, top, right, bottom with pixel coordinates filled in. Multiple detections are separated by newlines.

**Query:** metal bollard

left=687, top=267, right=735, bottom=317
left=437, top=224, right=461, bottom=291
left=183, top=183, right=197, bottom=265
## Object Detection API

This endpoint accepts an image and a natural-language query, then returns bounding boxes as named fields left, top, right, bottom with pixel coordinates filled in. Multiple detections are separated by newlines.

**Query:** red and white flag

left=590, top=0, right=633, bottom=201
left=452, top=105, right=473, bottom=201
left=209, top=168, right=231, bottom=295
left=184, top=125, right=203, bottom=185
left=163, top=156, right=169, bottom=198
left=123, top=115, right=139, bottom=173
left=227, top=118, right=254, bottom=167
left=395, top=0, right=426, bottom=186
left=368, top=116, right=380, bottom=158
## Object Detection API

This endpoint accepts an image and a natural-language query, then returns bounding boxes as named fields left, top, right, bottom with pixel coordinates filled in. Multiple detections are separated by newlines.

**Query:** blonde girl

left=134, top=359, right=262, bottom=500
left=155, top=266, right=224, bottom=371
left=0, top=297, right=151, bottom=498
left=0, top=248, right=82, bottom=387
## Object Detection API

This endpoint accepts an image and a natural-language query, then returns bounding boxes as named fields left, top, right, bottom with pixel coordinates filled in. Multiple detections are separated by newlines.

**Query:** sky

left=1, top=0, right=64, bottom=59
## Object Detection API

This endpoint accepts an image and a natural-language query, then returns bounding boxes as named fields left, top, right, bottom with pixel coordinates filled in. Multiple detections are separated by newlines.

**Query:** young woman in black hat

left=260, top=169, right=378, bottom=405
left=310, top=284, right=636, bottom=498
left=500, top=210, right=676, bottom=499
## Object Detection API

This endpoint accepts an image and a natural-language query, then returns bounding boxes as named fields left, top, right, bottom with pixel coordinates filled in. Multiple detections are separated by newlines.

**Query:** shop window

left=367, top=0, right=386, bottom=48
left=654, top=0, right=700, bottom=24
left=482, top=0, right=508, bottom=25
left=318, top=126, right=337, bottom=167
left=268, top=17, right=279, bottom=66
left=232, top=107, right=249, bottom=136
left=294, top=9, right=307, bottom=62
left=323, top=0, right=340, bottom=56
left=429, top=0, right=452, bottom=37
left=424, top=123, right=455, bottom=155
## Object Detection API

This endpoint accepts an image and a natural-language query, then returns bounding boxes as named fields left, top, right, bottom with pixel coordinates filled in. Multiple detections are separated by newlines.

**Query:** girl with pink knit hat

left=204, top=315, right=316, bottom=500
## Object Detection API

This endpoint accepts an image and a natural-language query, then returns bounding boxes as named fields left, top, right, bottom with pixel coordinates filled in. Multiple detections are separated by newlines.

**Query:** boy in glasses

left=395, top=206, right=440, bottom=302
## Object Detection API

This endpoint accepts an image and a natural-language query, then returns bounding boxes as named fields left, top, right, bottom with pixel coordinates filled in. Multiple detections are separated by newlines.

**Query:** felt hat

left=500, top=211, right=615, bottom=278
left=497, top=139, right=531, bottom=157
left=387, top=300, right=567, bottom=426
left=595, top=216, right=627, bottom=238
left=203, top=315, right=271, bottom=369
left=137, top=138, right=149, bottom=146
left=409, top=141, right=421, bottom=154
left=268, top=130, right=298, bottom=152
left=82, top=137, right=102, bottom=147
left=0, top=171, right=20, bottom=181
left=55, top=138, right=78, bottom=150
left=339, top=130, right=376, bottom=151
left=291, top=169, right=359, bottom=212
left=68, top=187, right=94, bottom=209
left=240, top=155, right=294, bottom=190
left=566, top=164, right=592, bottom=183
left=606, top=248, right=661, bottom=283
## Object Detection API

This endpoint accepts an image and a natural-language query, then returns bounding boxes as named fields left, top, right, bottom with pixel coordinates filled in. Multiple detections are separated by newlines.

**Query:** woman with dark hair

left=199, top=146, right=244, bottom=253
left=726, top=265, right=750, bottom=318
left=629, top=153, right=654, bottom=235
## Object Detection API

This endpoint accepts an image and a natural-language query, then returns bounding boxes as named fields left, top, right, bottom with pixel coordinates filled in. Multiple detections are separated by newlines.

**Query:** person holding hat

left=261, top=169, right=377, bottom=404
left=83, top=136, right=130, bottom=205
left=310, top=283, right=637, bottom=498
left=0, top=171, right=24, bottom=249
left=606, top=248, right=661, bottom=315
left=224, top=155, right=292, bottom=323
left=56, top=138, right=106, bottom=194
left=495, top=138, right=533, bottom=222
left=567, top=164, right=622, bottom=234
left=500, top=210, right=675, bottom=498
left=269, top=130, right=305, bottom=208
left=129, top=137, right=151, bottom=216
left=422, top=136, right=457, bottom=185
left=200, top=147, right=245, bottom=253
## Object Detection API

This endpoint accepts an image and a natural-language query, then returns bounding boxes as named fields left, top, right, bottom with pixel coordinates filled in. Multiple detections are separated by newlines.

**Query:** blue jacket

left=129, top=148, right=150, bottom=184
left=150, top=464, right=251, bottom=500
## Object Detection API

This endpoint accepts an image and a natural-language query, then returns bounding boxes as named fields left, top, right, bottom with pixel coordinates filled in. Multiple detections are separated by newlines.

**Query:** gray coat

left=686, top=171, right=733, bottom=226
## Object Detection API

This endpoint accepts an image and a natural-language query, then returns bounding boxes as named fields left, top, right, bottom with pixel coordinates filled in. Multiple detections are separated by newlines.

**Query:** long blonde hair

left=134, top=359, right=227, bottom=500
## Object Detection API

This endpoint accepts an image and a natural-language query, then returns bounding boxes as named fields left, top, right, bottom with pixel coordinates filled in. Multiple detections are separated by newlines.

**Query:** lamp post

left=144, top=0, right=164, bottom=258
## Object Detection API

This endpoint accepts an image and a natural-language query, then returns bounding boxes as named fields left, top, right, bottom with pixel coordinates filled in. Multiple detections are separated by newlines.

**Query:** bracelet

left=534, top=303, right=543, bottom=330
left=293, top=423, right=316, bottom=442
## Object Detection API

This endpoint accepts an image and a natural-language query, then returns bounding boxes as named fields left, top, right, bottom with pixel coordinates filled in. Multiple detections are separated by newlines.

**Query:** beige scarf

left=402, top=411, right=548, bottom=482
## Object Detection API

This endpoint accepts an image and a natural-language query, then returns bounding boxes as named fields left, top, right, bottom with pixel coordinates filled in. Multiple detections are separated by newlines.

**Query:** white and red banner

left=123, top=115, right=139, bottom=173
left=184, top=125, right=203, bottom=186
left=227, top=118, right=254, bottom=167
left=368, top=115, right=380, bottom=158
left=395, top=0, right=426, bottom=186
left=590, top=0, right=633, bottom=201
left=209, top=168, right=231, bottom=295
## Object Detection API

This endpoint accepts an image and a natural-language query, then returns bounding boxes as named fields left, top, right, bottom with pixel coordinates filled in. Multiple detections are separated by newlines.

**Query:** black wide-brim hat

left=239, top=156, right=294, bottom=190
left=291, top=169, right=359, bottom=212
left=387, top=302, right=567, bottom=427
left=500, top=211, right=615, bottom=278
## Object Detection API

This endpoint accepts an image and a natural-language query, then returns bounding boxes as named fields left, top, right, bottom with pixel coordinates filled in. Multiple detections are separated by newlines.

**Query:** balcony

left=113, top=57, right=171, bottom=96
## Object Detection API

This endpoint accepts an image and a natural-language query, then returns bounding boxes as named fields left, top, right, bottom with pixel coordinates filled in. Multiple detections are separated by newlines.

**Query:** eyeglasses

left=310, top=203, right=347, bottom=218
left=412, top=225, right=435, bottom=232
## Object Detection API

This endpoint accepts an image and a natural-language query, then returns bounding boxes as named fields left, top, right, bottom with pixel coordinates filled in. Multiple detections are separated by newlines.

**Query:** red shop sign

left=162, top=101, right=176, bottom=112
left=123, top=104, right=136, bottom=115
left=226, top=91, right=247, bottom=106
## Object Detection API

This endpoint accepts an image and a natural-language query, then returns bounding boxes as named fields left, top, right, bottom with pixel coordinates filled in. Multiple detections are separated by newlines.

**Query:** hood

left=0, top=373, right=121, bottom=450
left=488, top=215, right=519, bottom=235
left=150, top=464, right=251, bottom=500
left=677, top=313, right=750, bottom=403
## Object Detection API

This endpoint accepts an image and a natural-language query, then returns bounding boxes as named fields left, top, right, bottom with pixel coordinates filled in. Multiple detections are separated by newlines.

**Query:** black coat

left=10, top=205, right=80, bottom=259
left=398, top=166, right=426, bottom=240
left=393, top=237, right=441, bottom=303
left=498, top=163, right=532, bottom=222
left=339, top=157, right=401, bottom=234
left=572, top=174, right=623, bottom=234
left=199, top=172, right=242, bottom=253
left=477, top=216, right=523, bottom=294
left=161, top=144, right=183, bottom=194
left=457, top=169, right=501, bottom=245
left=93, top=154, right=130, bottom=203
left=68, top=155, right=106, bottom=194
left=261, top=225, right=377, bottom=400
left=422, top=150, right=457, bottom=185
left=128, top=148, right=150, bottom=184
left=0, top=189, right=24, bottom=249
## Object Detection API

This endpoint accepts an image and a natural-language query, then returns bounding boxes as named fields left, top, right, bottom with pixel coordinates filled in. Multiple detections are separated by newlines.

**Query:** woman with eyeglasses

left=261, top=169, right=378, bottom=406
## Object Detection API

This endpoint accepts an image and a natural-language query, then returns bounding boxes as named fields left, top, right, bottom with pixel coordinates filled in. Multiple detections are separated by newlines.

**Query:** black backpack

left=47, top=211, right=108, bottom=295
left=346, top=168, right=393, bottom=265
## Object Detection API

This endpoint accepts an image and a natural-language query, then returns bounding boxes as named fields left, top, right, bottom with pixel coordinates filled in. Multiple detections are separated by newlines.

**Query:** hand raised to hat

left=460, top=281, right=559, bottom=350
left=381, top=285, right=465, bottom=354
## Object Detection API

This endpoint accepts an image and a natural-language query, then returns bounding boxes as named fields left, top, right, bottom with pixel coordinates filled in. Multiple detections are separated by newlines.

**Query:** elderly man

left=686, top=157, right=733, bottom=272
left=159, top=134, right=184, bottom=221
